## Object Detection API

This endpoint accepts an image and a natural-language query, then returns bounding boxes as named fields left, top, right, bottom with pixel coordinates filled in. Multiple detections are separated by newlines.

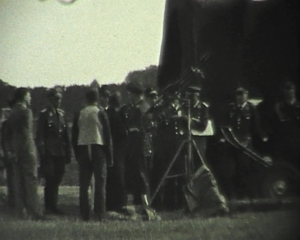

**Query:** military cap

left=283, top=81, right=296, bottom=90
left=126, top=82, right=143, bottom=94
left=47, top=88, right=62, bottom=99
left=187, top=85, right=201, bottom=92
left=236, top=87, right=248, bottom=94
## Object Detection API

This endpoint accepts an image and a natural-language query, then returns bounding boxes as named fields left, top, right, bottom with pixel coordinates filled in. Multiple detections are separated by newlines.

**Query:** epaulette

left=57, top=108, right=65, bottom=113
left=41, top=109, right=47, bottom=113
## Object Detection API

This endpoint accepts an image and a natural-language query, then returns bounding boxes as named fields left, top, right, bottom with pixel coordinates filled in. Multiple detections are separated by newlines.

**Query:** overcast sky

left=0, top=0, right=165, bottom=87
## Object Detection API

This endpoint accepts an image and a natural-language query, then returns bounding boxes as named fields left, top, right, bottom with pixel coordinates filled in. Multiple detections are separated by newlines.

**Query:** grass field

left=0, top=187, right=299, bottom=240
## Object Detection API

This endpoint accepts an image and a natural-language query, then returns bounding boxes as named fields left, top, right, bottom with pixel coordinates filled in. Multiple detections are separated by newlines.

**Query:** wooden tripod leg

left=149, top=140, right=188, bottom=206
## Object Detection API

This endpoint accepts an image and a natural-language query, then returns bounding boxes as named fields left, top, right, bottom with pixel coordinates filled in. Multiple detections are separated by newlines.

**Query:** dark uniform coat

left=36, top=106, right=72, bottom=212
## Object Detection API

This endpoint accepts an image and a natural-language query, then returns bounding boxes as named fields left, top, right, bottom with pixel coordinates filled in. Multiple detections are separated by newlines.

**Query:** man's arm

left=71, top=111, right=80, bottom=160
left=63, top=115, right=72, bottom=164
left=36, top=111, right=47, bottom=157
left=99, top=110, right=113, bottom=167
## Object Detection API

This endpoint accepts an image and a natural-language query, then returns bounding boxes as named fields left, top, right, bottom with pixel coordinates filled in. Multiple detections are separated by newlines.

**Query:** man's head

left=108, top=92, right=122, bottom=109
left=98, top=88, right=110, bottom=108
left=85, top=89, right=99, bottom=105
left=145, top=87, right=159, bottom=105
left=126, top=82, right=143, bottom=104
left=235, top=87, right=249, bottom=105
left=283, top=81, right=296, bottom=102
left=14, top=88, right=31, bottom=106
left=47, top=88, right=62, bottom=109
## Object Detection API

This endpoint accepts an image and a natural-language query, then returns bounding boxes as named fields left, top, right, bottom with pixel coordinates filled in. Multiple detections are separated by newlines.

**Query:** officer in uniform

left=119, top=82, right=150, bottom=207
left=273, top=81, right=300, bottom=170
left=36, top=89, right=72, bottom=214
left=105, top=92, right=127, bottom=211
left=151, top=93, right=186, bottom=210
left=143, top=88, right=159, bottom=176
left=184, top=86, right=209, bottom=169
left=226, top=87, right=262, bottom=199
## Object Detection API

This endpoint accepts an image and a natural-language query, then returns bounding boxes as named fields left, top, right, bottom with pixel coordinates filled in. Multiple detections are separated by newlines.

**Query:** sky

left=0, top=0, right=165, bottom=87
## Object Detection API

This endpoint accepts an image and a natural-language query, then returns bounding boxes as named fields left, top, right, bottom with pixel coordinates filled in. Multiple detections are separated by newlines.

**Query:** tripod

left=149, top=98, right=207, bottom=206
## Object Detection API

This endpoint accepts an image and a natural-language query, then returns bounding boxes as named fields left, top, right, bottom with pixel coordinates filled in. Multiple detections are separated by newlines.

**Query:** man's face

left=236, top=93, right=248, bottom=105
left=49, top=97, right=61, bottom=109
left=99, top=96, right=108, bottom=108
left=24, top=92, right=31, bottom=106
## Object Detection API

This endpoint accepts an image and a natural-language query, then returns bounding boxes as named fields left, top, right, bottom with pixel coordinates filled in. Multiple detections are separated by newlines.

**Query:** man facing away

left=36, top=88, right=72, bottom=215
left=72, top=89, right=113, bottom=221
left=8, top=88, right=44, bottom=219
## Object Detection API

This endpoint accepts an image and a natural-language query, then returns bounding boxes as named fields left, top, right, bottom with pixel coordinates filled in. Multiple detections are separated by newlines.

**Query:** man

left=8, top=88, right=43, bottom=219
left=273, top=81, right=300, bottom=170
left=119, top=82, right=150, bottom=207
left=72, top=89, right=113, bottom=221
left=226, top=87, right=262, bottom=199
left=105, top=92, right=127, bottom=211
left=1, top=100, right=16, bottom=209
left=143, top=88, right=159, bottom=176
left=184, top=86, right=209, bottom=169
left=36, top=89, right=72, bottom=215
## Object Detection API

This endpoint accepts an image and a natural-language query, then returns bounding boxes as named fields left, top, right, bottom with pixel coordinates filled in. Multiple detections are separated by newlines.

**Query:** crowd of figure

left=0, top=80, right=299, bottom=221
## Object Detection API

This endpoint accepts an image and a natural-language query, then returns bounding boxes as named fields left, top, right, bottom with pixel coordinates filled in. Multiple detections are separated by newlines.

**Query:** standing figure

left=119, top=82, right=150, bottom=207
left=1, top=100, right=16, bottom=209
left=273, top=81, right=300, bottom=170
left=36, top=89, right=72, bottom=215
left=105, top=92, right=127, bottom=211
left=184, top=86, right=209, bottom=169
left=143, top=88, right=159, bottom=178
left=8, top=88, right=43, bottom=219
left=226, top=87, right=262, bottom=199
left=72, top=89, right=113, bottom=221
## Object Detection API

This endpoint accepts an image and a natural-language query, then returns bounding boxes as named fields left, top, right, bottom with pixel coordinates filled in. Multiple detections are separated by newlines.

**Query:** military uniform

left=151, top=98, right=186, bottom=210
left=36, top=105, right=71, bottom=213
left=120, top=98, right=150, bottom=205
left=227, top=96, right=261, bottom=199
left=105, top=105, right=127, bottom=211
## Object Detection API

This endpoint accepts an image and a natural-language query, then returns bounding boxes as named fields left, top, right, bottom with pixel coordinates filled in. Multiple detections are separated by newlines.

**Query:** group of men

left=0, top=80, right=299, bottom=221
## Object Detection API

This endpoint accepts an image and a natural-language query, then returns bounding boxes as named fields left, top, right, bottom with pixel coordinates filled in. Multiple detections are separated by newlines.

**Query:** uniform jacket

left=72, top=105, right=113, bottom=166
left=8, top=103, right=38, bottom=164
left=183, top=101, right=209, bottom=134
left=227, top=101, right=261, bottom=144
left=119, top=100, right=146, bottom=134
left=36, top=106, right=71, bottom=163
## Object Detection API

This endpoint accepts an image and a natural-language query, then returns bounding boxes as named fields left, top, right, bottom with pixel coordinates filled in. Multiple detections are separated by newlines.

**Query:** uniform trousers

left=43, top=155, right=65, bottom=211
left=106, top=143, right=126, bottom=211
left=77, top=144, right=107, bottom=220
left=125, top=132, right=149, bottom=205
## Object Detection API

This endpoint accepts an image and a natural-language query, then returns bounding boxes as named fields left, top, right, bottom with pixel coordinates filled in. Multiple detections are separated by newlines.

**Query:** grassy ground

left=0, top=187, right=299, bottom=240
